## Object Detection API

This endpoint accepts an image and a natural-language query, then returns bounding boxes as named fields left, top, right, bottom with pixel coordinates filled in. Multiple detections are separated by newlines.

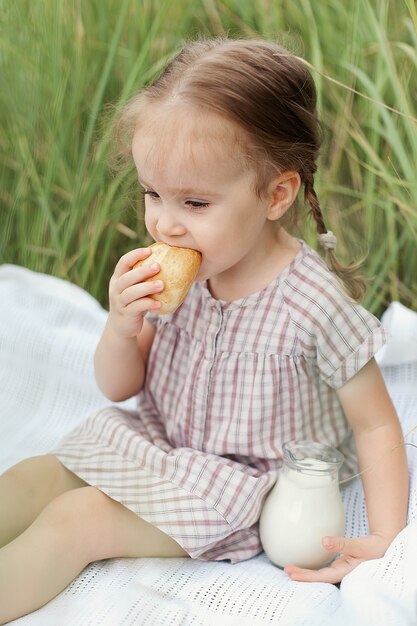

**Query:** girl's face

left=131, top=105, right=294, bottom=298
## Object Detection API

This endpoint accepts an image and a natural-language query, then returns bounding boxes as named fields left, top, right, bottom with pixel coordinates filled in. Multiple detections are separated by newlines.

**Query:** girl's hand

left=284, top=533, right=391, bottom=584
left=108, top=247, right=163, bottom=339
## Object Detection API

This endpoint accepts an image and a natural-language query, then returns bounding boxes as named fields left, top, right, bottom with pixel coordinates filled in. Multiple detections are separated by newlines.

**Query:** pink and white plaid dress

left=54, top=242, right=387, bottom=563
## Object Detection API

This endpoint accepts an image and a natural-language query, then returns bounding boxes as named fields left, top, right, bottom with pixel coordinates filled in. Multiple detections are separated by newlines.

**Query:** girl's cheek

left=144, top=214, right=157, bottom=239
left=196, top=259, right=213, bottom=282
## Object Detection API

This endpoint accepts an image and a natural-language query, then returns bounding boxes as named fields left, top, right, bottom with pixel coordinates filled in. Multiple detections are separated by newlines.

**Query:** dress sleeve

left=145, top=311, right=160, bottom=328
left=309, top=285, right=389, bottom=389
left=281, top=246, right=389, bottom=390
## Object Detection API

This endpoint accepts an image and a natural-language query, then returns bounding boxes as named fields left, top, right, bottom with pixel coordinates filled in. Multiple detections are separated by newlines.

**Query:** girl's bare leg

left=0, top=485, right=188, bottom=624
left=0, top=455, right=87, bottom=547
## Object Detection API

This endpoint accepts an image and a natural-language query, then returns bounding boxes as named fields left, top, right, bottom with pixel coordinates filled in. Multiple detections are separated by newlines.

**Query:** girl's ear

left=266, top=171, right=301, bottom=221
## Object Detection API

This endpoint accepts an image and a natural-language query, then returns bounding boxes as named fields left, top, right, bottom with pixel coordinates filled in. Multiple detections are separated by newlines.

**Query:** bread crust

left=134, top=242, right=202, bottom=314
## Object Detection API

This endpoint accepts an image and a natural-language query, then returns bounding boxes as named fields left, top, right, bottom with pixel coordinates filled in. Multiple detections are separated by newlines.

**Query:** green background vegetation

left=1, top=0, right=416, bottom=315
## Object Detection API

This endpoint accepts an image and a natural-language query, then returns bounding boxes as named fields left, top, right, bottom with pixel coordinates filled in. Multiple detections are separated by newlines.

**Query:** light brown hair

left=115, top=38, right=366, bottom=301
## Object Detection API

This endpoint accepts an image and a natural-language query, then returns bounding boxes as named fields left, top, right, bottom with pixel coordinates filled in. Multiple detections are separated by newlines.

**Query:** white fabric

left=0, top=263, right=416, bottom=626
left=376, top=301, right=417, bottom=366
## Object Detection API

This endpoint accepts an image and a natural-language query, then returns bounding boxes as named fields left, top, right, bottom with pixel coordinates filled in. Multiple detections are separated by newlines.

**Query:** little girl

left=0, top=38, right=408, bottom=623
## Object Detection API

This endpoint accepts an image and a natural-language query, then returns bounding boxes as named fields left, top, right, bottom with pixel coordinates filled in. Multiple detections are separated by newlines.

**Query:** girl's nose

left=156, top=206, right=186, bottom=238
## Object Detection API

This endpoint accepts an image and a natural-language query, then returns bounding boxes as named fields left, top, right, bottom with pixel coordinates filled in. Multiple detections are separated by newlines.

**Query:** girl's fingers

left=112, top=247, right=153, bottom=280
left=125, top=296, right=161, bottom=314
left=285, top=534, right=391, bottom=583
left=114, top=263, right=161, bottom=297
left=284, top=562, right=349, bottom=584
left=322, top=535, right=360, bottom=556
left=322, top=535, right=385, bottom=560
left=119, top=279, right=164, bottom=308
left=109, top=248, right=164, bottom=327
left=284, top=553, right=362, bottom=583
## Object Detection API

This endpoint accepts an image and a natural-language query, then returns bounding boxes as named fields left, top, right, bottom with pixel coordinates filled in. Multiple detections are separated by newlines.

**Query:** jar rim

left=283, top=440, right=345, bottom=473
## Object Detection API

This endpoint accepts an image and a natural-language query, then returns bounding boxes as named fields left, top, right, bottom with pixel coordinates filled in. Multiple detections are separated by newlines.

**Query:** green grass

left=1, top=0, right=416, bottom=315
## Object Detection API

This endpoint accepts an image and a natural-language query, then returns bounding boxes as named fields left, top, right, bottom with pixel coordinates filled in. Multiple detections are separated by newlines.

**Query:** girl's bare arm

left=94, top=318, right=156, bottom=402
left=285, top=357, right=408, bottom=583
left=94, top=248, right=162, bottom=402
left=338, top=357, right=408, bottom=543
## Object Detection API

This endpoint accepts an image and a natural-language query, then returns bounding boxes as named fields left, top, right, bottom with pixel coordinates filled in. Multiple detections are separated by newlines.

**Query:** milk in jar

left=259, top=440, right=345, bottom=569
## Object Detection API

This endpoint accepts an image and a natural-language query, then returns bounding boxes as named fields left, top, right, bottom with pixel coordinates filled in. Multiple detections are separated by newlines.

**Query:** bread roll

left=134, top=242, right=202, bottom=314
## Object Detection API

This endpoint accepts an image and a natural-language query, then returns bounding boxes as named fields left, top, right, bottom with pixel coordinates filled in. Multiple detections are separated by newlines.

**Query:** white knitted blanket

left=1, top=264, right=416, bottom=626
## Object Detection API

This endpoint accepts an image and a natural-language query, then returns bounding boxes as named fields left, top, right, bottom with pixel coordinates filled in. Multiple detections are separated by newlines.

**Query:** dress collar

left=198, top=240, right=308, bottom=311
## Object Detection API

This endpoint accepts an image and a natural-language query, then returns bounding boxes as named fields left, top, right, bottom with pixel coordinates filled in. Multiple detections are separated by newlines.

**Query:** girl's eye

left=142, top=190, right=160, bottom=200
left=141, top=189, right=208, bottom=210
left=186, top=200, right=210, bottom=210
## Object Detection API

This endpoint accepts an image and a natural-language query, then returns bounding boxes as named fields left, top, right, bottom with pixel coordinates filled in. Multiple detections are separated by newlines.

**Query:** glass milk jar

left=259, top=440, right=345, bottom=569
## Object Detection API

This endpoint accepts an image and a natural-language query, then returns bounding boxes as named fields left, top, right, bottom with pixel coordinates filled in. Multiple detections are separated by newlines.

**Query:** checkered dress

left=54, top=242, right=387, bottom=563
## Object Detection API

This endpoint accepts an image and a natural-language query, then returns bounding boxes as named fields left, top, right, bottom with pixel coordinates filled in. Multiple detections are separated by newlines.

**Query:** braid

left=303, top=173, right=367, bottom=302
left=304, top=172, right=326, bottom=235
